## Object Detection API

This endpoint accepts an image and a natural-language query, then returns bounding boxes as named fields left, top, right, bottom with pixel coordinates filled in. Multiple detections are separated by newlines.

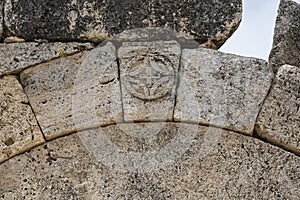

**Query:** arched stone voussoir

left=255, top=65, right=300, bottom=156
left=0, top=42, right=94, bottom=77
left=20, top=42, right=123, bottom=140
left=0, top=76, right=45, bottom=164
left=0, top=123, right=299, bottom=199
left=118, top=40, right=181, bottom=122
left=174, top=48, right=274, bottom=135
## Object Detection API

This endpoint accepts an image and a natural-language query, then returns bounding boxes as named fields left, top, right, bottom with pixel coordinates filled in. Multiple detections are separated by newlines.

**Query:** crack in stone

left=1, top=120, right=298, bottom=166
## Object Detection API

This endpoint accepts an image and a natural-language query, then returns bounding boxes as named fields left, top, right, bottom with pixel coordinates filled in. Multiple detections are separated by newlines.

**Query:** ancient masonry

left=0, top=0, right=299, bottom=199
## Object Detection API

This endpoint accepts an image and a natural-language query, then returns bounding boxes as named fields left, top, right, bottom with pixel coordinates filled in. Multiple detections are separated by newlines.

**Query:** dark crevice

left=108, top=39, right=123, bottom=49
left=253, top=129, right=299, bottom=157
left=116, top=52, right=125, bottom=123
left=1, top=0, right=7, bottom=42
left=0, top=35, right=108, bottom=44
left=3, top=138, right=15, bottom=146
left=252, top=67, right=276, bottom=133
left=1, top=120, right=299, bottom=165
left=15, top=75, right=47, bottom=142
left=3, top=37, right=98, bottom=44
left=101, top=78, right=115, bottom=85
left=19, top=101, right=30, bottom=105
left=171, top=46, right=183, bottom=121
left=0, top=69, right=23, bottom=79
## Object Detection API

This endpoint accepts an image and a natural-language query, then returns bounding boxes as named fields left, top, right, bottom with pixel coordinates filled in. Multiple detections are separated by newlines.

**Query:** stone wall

left=0, top=0, right=299, bottom=199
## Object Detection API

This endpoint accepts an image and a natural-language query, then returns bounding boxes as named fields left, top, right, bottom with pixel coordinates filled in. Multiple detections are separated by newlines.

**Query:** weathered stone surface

left=0, top=42, right=93, bottom=77
left=118, top=41, right=181, bottom=122
left=142, top=0, right=242, bottom=48
left=174, top=48, right=274, bottom=135
left=104, top=0, right=242, bottom=48
left=3, top=0, right=108, bottom=42
left=0, top=0, right=3, bottom=41
left=115, top=28, right=185, bottom=42
left=0, top=123, right=299, bottom=199
left=72, top=42, right=123, bottom=132
left=256, top=65, right=300, bottom=155
left=269, top=0, right=300, bottom=73
left=20, top=42, right=123, bottom=140
left=0, top=76, right=44, bottom=163
left=4, top=0, right=242, bottom=48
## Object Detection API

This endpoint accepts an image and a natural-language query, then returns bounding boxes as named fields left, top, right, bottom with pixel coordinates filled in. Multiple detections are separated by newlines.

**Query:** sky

left=220, top=0, right=300, bottom=60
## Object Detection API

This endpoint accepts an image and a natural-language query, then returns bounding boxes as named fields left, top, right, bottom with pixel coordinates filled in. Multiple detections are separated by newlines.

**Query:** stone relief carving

left=122, top=54, right=175, bottom=101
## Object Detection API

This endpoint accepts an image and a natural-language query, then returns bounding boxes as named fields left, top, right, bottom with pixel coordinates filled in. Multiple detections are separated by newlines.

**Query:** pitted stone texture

left=0, top=134, right=98, bottom=199
left=118, top=41, right=181, bottom=122
left=256, top=65, right=300, bottom=155
left=0, top=76, right=44, bottom=163
left=101, top=0, right=242, bottom=48
left=20, top=43, right=122, bottom=140
left=0, top=42, right=93, bottom=77
left=115, top=28, right=185, bottom=42
left=174, top=48, right=273, bottom=135
left=269, top=0, right=300, bottom=73
left=4, top=0, right=108, bottom=42
left=0, top=0, right=3, bottom=40
left=4, top=0, right=241, bottom=48
left=0, top=123, right=299, bottom=199
left=72, top=42, right=123, bottom=132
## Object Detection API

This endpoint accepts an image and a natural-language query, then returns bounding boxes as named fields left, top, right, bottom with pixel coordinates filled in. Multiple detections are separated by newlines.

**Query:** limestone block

left=20, top=42, right=123, bottom=140
left=0, top=123, right=299, bottom=199
left=143, top=0, right=242, bottom=48
left=118, top=41, right=181, bottom=122
left=3, top=0, right=108, bottom=42
left=0, top=42, right=93, bottom=76
left=174, top=48, right=274, bottom=135
left=4, top=0, right=242, bottom=48
left=72, top=42, right=123, bottom=131
left=255, top=65, right=300, bottom=155
left=0, top=76, right=44, bottom=163
left=269, top=0, right=300, bottom=73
